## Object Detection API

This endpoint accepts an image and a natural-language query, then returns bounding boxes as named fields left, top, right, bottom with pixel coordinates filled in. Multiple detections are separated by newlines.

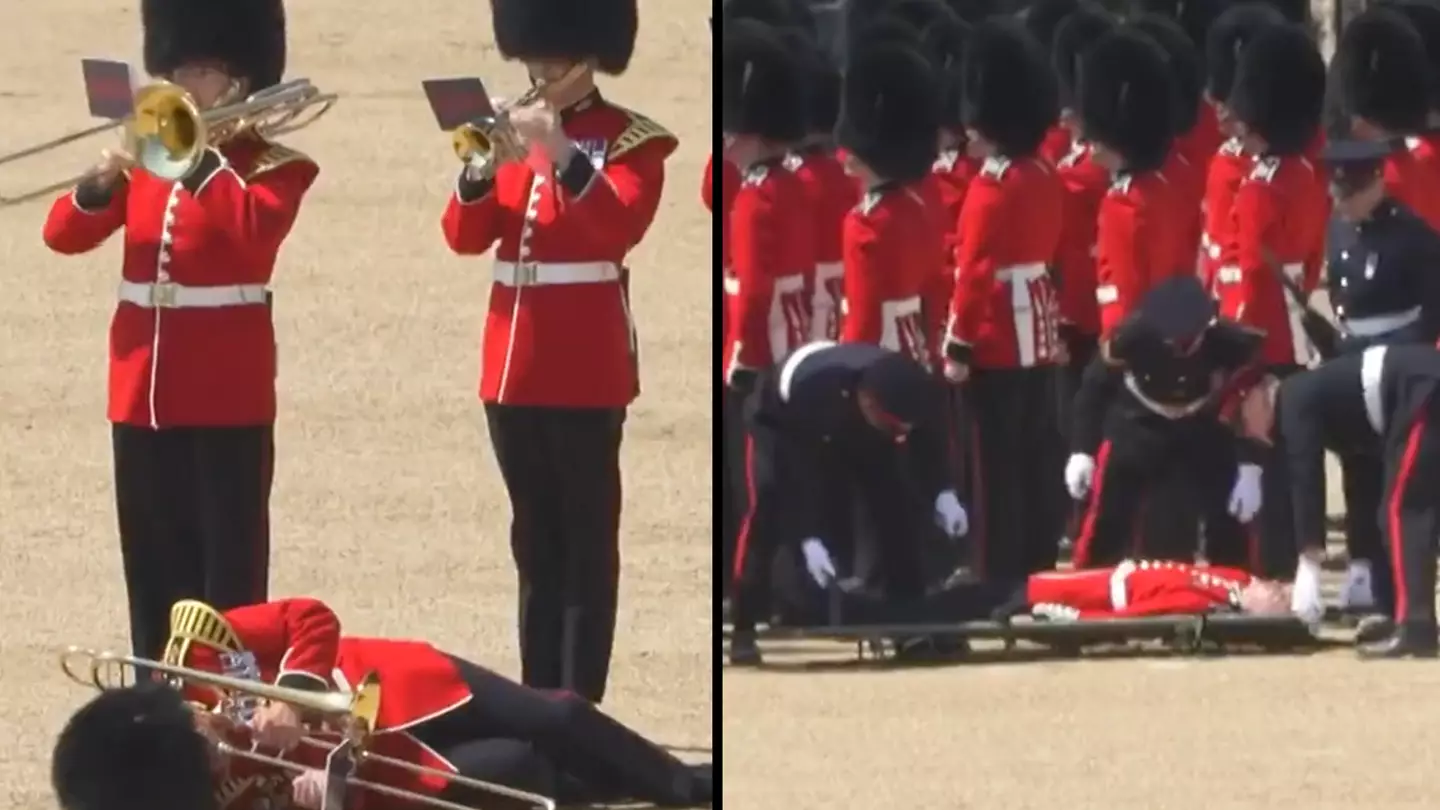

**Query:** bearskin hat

left=1262, top=0, right=1311, bottom=23
left=142, top=0, right=286, bottom=90
left=1127, top=0, right=1223, bottom=59
left=961, top=18, right=1059, bottom=155
left=1204, top=2, right=1285, bottom=103
left=52, top=684, right=218, bottom=810
left=1380, top=0, right=1440, bottom=110
left=1051, top=5, right=1116, bottom=111
left=1077, top=29, right=1177, bottom=171
left=779, top=28, right=844, bottom=136
left=1335, top=8, right=1430, bottom=133
left=722, top=19, right=809, bottom=141
left=922, top=14, right=973, bottom=128
left=943, top=0, right=1001, bottom=22
left=1020, top=0, right=1082, bottom=50
left=1227, top=23, right=1324, bottom=154
left=1131, top=14, right=1204, bottom=131
left=491, top=0, right=638, bottom=75
left=837, top=35, right=941, bottom=182
left=721, top=0, right=817, bottom=29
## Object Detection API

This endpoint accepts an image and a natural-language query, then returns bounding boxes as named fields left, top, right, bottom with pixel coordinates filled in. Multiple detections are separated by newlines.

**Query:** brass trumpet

left=59, top=646, right=556, bottom=810
left=451, top=64, right=587, bottom=172
left=0, top=77, right=337, bottom=208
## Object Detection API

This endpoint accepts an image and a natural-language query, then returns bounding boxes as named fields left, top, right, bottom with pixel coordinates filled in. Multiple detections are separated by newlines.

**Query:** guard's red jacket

left=1171, top=105, right=1226, bottom=271
left=791, top=149, right=855, bottom=342
left=924, top=149, right=979, bottom=348
left=1214, top=154, right=1329, bottom=367
left=945, top=155, right=1064, bottom=369
left=442, top=95, right=676, bottom=407
left=1199, top=137, right=1249, bottom=290
left=1054, top=142, right=1109, bottom=337
left=1385, top=132, right=1440, bottom=231
left=840, top=185, right=939, bottom=370
left=42, top=134, right=317, bottom=428
left=722, top=159, right=815, bottom=381
left=1094, top=169, right=1181, bottom=337
left=1026, top=560, right=1252, bottom=618
left=174, top=599, right=476, bottom=810
left=1039, top=125, right=1074, bottom=167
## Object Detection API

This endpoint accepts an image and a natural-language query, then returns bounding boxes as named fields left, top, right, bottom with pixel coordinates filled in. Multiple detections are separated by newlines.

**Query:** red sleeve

left=226, top=598, right=341, bottom=691
left=441, top=169, right=507, bottom=255
left=1232, top=178, right=1278, bottom=327
left=1095, top=191, right=1145, bottom=337
left=728, top=179, right=779, bottom=373
left=702, top=155, right=715, bottom=212
left=946, top=177, right=1003, bottom=352
left=839, top=206, right=882, bottom=344
left=1091, top=588, right=1220, bottom=617
left=186, top=152, right=318, bottom=277
left=42, top=181, right=129, bottom=255
left=554, top=136, right=675, bottom=256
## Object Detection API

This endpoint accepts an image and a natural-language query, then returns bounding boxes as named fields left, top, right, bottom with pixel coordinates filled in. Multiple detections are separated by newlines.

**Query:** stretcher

left=721, top=613, right=1329, bottom=662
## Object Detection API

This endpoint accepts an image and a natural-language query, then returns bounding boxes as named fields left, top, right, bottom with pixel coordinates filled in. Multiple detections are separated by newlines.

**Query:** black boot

left=728, top=630, right=763, bottom=666
left=1357, top=623, right=1439, bottom=659
left=990, top=583, right=1030, bottom=622
left=686, top=764, right=712, bottom=805
left=1354, top=614, right=1395, bottom=645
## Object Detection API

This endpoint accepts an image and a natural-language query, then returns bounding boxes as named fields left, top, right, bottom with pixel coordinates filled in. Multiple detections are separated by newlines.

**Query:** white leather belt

left=493, top=261, right=619, bottom=287
left=1110, top=560, right=1137, bottom=610
left=997, top=262, right=1050, bottom=368
left=118, top=281, right=269, bottom=309
left=995, top=263, right=1047, bottom=284
left=1347, top=307, right=1421, bottom=337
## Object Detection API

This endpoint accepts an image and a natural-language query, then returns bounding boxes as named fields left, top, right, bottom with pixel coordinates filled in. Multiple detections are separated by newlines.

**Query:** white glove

left=800, top=538, right=837, bottom=587
left=1290, top=554, right=1324, bottom=626
left=1227, top=463, right=1263, bottom=523
left=933, top=489, right=968, bottom=538
left=1064, top=453, right=1095, bottom=500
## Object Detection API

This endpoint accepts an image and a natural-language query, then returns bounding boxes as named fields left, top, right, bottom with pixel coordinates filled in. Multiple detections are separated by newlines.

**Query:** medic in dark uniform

left=42, top=0, right=316, bottom=667
left=1276, top=344, right=1440, bottom=658
left=943, top=19, right=1066, bottom=581
left=727, top=342, right=968, bottom=665
left=1333, top=7, right=1440, bottom=232
left=1079, top=29, right=1182, bottom=337
left=835, top=27, right=942, bottom=369
left=1198, top=3, right=1285, bottom=289
left=1066, top=276, right=1272, bottom=570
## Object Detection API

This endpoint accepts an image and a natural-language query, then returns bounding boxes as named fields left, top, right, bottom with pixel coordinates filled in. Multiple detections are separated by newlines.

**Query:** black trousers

left=112, top=424, right=273, bottom=662
left=484, top=405, right=625, bottom=704
left=411, top=655, right=707, bottom=809
left=1339, top=449, right=1395, bottom=611
left=1055, top=334, right=1100, bottom=546
left=1252, top=364, right=1302, bottom=579
left=964, top=366, right=1064, bottom=581
left=722, top=389, right=747, bottom=594
left=1070, top=414, right=1249, bottom=570
left=1380, top=395, right=1440, bottom=630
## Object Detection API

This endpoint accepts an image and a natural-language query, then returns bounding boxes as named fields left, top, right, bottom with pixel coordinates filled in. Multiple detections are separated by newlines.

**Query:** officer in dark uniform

left=1321, top=136, right=1440, bottom=628
left=1275, top=343, right=1440, bottom=658
left=726, top=342, right=968, bottom=665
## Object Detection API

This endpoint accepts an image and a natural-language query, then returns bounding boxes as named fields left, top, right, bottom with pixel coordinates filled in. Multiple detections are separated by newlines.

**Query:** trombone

left=59, top=646, right=556, bottom=810
left=0, top=77, right=337, bottom=208
left=451, top=63, right=587, bottom=173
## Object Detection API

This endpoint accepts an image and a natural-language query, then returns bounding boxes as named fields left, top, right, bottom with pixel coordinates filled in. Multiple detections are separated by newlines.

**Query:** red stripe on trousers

left=732, top=435, right=760, bottom=583
left=968, top=417, right=987, bottom=576
left=1387, top=417, right=1428, bottom=623
left=1071, top=440, right=1113, bottom=569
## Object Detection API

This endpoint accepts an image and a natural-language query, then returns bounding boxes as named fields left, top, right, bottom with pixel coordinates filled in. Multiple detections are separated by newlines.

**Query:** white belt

left=118, top=281, right=269, bottom=309
left=1346, top=307, right=1421, bottom=337
left=1110, top=560, right=1137, bottom=610
left=995, top=263, right=1047, bottom=284
left=815, top=261, right=843, bottom=281
left=1361, top=345, right=1388, bottom=434
left=997, top=262, right=1049, bottom=368
left=493, top=261, right=619, bottom=287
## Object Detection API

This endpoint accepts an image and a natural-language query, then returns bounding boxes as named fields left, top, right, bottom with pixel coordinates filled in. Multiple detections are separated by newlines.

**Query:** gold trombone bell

left=450, top=64, right=586, bottom=171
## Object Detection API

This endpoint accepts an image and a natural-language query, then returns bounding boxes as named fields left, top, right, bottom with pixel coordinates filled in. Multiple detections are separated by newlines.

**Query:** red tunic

left=42, top=135, right=318, bottom=427
left=1199, top=137, right=1249, bottom=290
left=176, top=599, right=475, bottom=809
left=924, top=149, right=978, bottom=350
left=441, top=97, right=677, bottom=407
left=839, top=185, right=939, bottom=370
left=1026, top=560, right=1252, bottom=618
left=1385, top=132, right=1440, bottom=231
left=791, top=149, right=856, bottom=341
left=945, top=155, right=1064, bottom=370
left=1214, top=155, right=1329, bottom=367
left=1094, top=170, right=1181, bottom=337
left=721, top=160, right=814, bottom=381
left=1054, top=143, right=1109, bottom=338
left=1038, top=125, right=1074, bottom=167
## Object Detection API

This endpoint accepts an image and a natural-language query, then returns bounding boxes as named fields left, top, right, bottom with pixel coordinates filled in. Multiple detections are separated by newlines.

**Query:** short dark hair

left=52, top=684, right=218, bottom=810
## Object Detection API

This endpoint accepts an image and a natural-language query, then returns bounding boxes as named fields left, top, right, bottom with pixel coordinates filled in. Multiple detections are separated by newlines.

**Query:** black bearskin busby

left=1020, top=0, right=1082, bottom=50
left=1203, top=2, right=1284, bottom=103
left=1077, top=29, right=1177, bottom=171
left=1131, top=14, right=1204, bottom=132
left=922, top=13, right=973, bottom=128
left=836, top=34, right=942, bottom=182
left=961, top=18, right=1059, bottom=156
left=1335, top=7, right=1431, bottom=134
left=778, top=28, right=843, bottom=137
left=1127, top=0, right=1222, bottom=62
left=1227, top=23, right=1324, bottom=154
left=943, top=0, right=1001, bottom=22
left=1380, top=0, right=1440, bottom=111
left=722, top=0, right=816, bottom=28
left=491, top=0, right=638, bottom=75
left=722, top=19, right=809, bottom=142
left=52, top=684, right=218, bottom=810
left=1051, top=5, right=1116, bottom=112
left=142, top=0, right=286, bottom=90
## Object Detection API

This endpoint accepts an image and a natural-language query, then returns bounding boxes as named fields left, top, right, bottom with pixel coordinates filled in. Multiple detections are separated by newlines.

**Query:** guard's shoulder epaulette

left=243, top=137, right=315, bottom=181
left=1249, top=156, right=1280, bottom=184
left=608, top=105, right=677, bottom=161
left=980, top=156, right=1011, bottom=180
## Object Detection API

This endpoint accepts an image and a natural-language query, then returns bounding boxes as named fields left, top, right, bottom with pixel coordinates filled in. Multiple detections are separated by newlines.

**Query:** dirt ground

left=0, top=1, right=712, bottom=806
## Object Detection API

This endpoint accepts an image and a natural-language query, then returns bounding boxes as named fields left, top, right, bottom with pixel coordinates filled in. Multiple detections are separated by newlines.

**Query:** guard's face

left=171, top=62, right=237, bottom=109
left=1239, top=580, right=1290, bottom=615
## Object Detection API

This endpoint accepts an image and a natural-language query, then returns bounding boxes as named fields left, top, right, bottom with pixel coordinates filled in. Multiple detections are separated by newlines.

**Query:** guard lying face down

left=1063, top=275, right=1278, bottom=572
left=727, top=341, right=968, bottom=665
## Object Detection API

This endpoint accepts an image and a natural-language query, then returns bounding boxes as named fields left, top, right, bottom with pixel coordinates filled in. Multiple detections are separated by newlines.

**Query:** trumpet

left=451, top=63, right=587, bottom=173
left=59, top=646, right=556, bottom=810
left=0, top=77, right=337, bottom=208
